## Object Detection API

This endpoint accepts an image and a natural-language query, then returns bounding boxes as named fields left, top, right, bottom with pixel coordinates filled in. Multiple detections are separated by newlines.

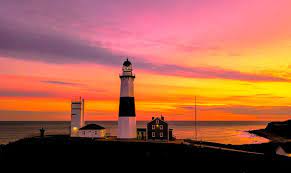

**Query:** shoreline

left=249, top=129, right=291, bottom=143
left=248, top=119, right=291, bottom=143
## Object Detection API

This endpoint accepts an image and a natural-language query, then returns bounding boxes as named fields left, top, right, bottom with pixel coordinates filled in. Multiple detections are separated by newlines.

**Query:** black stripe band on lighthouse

left=118, top=58, right=136, bottom=139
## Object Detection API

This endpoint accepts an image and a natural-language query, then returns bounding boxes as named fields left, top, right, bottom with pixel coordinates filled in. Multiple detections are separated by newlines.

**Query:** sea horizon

left=0, top=121, right=269, bottom=145
left=0, top=120, right=270, bottom=122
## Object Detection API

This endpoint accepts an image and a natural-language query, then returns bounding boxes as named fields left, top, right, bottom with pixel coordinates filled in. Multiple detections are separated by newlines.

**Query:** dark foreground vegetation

left=0, top=135, right=290, bottom=172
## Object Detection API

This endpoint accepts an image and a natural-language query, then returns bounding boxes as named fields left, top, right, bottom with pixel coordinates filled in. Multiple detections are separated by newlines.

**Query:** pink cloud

left=139, top=64, right=289, bottom=82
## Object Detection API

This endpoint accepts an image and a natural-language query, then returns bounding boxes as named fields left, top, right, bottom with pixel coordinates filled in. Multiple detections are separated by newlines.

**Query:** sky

left=0, top=0, right=291, bottom=121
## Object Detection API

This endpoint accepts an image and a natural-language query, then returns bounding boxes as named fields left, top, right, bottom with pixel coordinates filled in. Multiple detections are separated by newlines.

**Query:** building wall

left=147, top=118, right=168, bottom=141
left=70, top=99, right=85, bottom=137
left=79, top=129, right=106, bottom=138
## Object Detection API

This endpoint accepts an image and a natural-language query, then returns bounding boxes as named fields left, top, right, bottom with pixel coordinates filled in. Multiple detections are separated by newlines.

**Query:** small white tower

left=70, top=97, right=85, bottom=137
left=118, top=58, right=136, bottom=139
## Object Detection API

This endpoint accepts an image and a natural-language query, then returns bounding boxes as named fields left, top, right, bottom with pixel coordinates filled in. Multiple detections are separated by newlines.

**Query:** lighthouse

left=118, top=58, right=136, bottom=139
left=70, top=97, right=85, bottom=137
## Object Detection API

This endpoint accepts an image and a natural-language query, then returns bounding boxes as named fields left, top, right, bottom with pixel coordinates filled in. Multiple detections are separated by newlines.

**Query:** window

left=152, top=125, right=155, bottom=130
left=160, top=125, right=163, bottom=130
left=152, top=132, right=155, bottom=137
left=156, top=119, right=159, bottom=124
left=160, top=132, right=163, bottom=137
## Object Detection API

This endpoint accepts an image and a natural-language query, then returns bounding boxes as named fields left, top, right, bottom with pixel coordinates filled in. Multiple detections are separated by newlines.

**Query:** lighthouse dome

left=123, top=58, right=132, bottom=67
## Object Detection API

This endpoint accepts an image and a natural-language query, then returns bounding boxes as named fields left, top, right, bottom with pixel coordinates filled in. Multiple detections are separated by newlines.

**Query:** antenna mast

left=194, top=96, right=197, bottom=141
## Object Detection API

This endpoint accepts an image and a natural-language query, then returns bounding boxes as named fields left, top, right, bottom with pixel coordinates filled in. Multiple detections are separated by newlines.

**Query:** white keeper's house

left=78, top=124, right=106, bottom=138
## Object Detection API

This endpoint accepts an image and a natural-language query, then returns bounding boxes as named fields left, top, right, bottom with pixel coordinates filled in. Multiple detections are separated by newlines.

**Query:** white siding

left=78, top=129, right=106, bottom=138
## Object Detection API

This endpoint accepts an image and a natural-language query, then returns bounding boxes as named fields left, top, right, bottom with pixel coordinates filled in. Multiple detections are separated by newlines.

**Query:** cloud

left=0, top=110, right=64, bottom=116
left=0, top=18, right=124, bottom=66
left=181, top=105, right=291, bottom=116
left=0, top=110, right=67, bottom=120
left=138, top=63, right=289, bottom=82
left=41, top=80, right=82, bottom=86
left=0, top=18, right=288, bottom=82
left=212, top=106, right=291, bottom=116
left=222, top=94, right=285, bottom=100
left=0, top=90, right=54, bottom=97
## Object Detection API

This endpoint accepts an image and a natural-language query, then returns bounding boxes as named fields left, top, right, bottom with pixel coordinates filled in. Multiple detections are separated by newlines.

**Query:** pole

left=195, top=96, right=197, bottom=141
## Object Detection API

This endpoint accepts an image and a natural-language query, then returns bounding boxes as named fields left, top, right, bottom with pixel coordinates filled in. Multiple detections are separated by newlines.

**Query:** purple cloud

left=0, top=18, right=123, bottom=66
left=181, top=105, right=291, bottom=116
left=0, top=90, right=54, bottom=97
left=139, top=63, right=288, bottom=82
left=0, top=1, right=288, bottom=82
left=0, top=110, right=67, bottom=120
left=0, top=19, right=287, bottom=82
left=41, top=80, right=82, bottom=86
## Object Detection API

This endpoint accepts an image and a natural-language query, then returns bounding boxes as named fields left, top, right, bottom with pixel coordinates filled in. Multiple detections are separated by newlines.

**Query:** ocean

left=0, top=121, right=269, bottom=145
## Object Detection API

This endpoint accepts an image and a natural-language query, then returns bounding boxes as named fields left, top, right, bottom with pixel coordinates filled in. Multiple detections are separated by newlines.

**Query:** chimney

left=152, top=117, right=154, bottom=120
left=161, top=115, right=164, bottom=121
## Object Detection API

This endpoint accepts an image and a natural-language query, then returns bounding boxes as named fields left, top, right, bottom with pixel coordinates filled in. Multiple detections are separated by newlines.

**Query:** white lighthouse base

left=117, top=117, right=136, bottom=139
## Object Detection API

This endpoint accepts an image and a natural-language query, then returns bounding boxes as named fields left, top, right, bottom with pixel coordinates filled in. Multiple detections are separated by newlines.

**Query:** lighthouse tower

left=118, top=58, right=136, bottom=139
left=70, top=97, right=85, bottom=137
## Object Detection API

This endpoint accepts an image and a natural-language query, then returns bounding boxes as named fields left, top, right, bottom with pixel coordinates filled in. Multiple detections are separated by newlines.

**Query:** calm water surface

left=0, top=121, right=269, bottom=145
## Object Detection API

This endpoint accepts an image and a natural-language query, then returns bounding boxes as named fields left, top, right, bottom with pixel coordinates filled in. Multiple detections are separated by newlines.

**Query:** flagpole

left=195, top=96, right=197, bottom=141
